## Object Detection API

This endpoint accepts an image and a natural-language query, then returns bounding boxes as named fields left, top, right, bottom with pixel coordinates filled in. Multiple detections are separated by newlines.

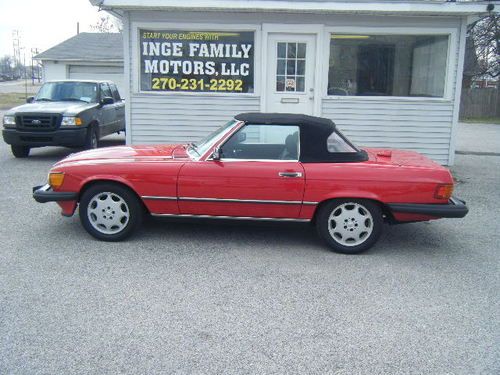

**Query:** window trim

left=218, top=123, right=301, bottom=162
left=322, top=26, right=457, bottom=101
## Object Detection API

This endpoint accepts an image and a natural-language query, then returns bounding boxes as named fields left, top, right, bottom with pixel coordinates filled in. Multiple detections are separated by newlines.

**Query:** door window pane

left=277, top=42, right=286, bottom=58
left=327, top=34, right=449, bottom=97
left=110, top=84, right=121, bottom=101
left=276, top=42, right=307, bottom=93
left=277, top=59, right=286, bottom=75
left=221, top=125, right=300, bottom=160
left=100, top=83, right=112, bottom=99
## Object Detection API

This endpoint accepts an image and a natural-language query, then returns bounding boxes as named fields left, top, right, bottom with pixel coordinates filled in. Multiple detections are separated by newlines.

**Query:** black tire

left=11, top=145, right=30, bottom=158
left=79, top=183, right=143, bottom=241
left=316, top=199, right=383, bottom=254
left=84, top=125, right=99, bottom=150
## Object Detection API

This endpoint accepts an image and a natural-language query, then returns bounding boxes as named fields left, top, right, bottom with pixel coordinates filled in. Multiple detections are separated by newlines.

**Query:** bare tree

left=90, top=15, right=122, bottom=33
left=463, top=12, right=499, bottom=87
left=0, top=55, right=23, bottom=78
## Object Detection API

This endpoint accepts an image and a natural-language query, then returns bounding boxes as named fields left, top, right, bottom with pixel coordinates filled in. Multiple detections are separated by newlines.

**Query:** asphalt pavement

left=0, top=119, right=499, bottom=374
left=456, top=122, right=500, bottom=155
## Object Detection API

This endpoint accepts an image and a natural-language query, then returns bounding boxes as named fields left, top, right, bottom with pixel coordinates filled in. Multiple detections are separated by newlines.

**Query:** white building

left=35, top=33, right=125, bottom=94
left=91, top=0, right=496, bottom=165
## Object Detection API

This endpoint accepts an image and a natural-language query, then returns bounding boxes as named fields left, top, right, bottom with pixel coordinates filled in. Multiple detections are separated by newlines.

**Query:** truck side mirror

left=26, top=96, right=34, bottom=103
left=100, top=97, right=114, bottom=106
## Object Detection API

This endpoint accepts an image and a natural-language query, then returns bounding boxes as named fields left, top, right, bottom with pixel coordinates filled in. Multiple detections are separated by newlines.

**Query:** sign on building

left=140, top=30, right=255, bottom=93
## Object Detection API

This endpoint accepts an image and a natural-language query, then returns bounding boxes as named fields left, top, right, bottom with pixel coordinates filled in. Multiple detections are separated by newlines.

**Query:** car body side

left=46, top=145, right=453, bottom=223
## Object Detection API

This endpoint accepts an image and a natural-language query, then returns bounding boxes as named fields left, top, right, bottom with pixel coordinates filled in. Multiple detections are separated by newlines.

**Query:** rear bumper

left=3, top=128, right=87, bottom=147
left=388, top=196, right=468, bottom=219
left=33, top=184, right=78, bottom=203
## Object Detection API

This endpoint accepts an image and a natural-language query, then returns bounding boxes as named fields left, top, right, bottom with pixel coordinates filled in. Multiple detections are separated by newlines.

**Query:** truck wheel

left=316, top=199, right=383, bottom=254
left=79, top=183, right=143, bottom=241
left=85, top=125, right=98, bottom=149
left=11, top=145, right=30, bottom=158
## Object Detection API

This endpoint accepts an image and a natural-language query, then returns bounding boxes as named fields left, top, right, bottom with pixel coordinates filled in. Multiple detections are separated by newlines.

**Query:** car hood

left=7, top=101, right=98, bottom=116
left=54, top=144, right=189, bottom=167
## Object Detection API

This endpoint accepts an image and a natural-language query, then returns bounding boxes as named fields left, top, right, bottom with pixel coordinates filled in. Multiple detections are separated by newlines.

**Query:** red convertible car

left=33, top=113, right=468, bottom=254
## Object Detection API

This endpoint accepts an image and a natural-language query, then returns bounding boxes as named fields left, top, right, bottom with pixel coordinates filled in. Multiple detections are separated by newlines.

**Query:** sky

left=0, top=0, right=112, bottom=59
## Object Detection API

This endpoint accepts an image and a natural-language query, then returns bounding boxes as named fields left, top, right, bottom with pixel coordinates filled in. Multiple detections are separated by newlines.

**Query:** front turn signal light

left=48, top=173, right=65, bottom=189
left=434, top=184, right=453, bottom=200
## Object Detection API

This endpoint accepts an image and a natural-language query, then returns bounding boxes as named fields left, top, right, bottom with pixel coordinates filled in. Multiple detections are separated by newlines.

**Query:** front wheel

left=79, top=183, right=143, bottom=241
left=316, top=199, right=383, bottom=254
left=84, top=125, right=99, bottom=150
left=11, top=145, right=30, bottom=158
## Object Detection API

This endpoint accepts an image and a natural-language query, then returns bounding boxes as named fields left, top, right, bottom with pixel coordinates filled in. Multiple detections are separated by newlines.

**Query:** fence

left=460, top=88, right=500, bottom=119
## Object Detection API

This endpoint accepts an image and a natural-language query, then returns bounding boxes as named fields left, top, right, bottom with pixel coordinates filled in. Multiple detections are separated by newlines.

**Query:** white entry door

left=266, top=34, right=316, bottom=114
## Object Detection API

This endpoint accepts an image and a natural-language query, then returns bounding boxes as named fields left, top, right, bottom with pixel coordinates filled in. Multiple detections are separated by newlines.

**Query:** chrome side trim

left=150, top=213, right=310, bottom=222
left=142, top=196, right=177, bottom=201
left=303, top=201, right=319, bottom=206
left=178, top=196, right=303, bottom=205
left=142, top=195, right=319, bottom=206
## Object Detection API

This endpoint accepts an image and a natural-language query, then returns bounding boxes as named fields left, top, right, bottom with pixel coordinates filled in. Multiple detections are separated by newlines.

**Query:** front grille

left=16, top=114, right=61, bottom=131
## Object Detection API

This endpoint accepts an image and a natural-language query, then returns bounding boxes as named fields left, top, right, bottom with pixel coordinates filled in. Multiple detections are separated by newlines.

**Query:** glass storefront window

left=328, top=34, right=449, bottom=97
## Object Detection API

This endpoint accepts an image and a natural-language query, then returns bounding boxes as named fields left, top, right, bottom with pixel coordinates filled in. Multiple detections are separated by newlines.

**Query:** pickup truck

left=2, top=80, right=125, bottom=157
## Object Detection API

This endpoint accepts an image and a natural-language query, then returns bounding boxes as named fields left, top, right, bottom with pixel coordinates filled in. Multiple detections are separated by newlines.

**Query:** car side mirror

left=211, top=147, right=221, bottom=160
left=26, top=96, right=34, bottom=103
left=100, top=96, right=114, bottom=106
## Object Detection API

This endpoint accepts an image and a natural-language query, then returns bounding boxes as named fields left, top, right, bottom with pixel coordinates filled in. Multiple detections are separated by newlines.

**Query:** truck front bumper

left=388, top=196, right=469, bottom=219
left=3, top=128, right=87, bottom=147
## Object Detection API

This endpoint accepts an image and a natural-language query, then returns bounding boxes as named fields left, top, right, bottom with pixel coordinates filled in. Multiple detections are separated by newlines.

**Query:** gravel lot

left=0, top=120, right=499, bottom=374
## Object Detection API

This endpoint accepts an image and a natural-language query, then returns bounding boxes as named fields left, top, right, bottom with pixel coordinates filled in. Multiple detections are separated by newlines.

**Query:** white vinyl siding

left=322, top=99, right=454, bottom=164
left=129, top=95, right=259, bottom=143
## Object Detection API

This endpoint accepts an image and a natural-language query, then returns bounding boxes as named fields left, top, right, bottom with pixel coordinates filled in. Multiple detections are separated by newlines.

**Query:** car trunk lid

left=364, top=148, right=446, bottom=169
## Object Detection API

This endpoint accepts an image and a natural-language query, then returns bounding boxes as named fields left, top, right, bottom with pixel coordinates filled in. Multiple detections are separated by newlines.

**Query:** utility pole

left=12, top=30, right=21, bottom=80
left=31, top=48, right=40, bottom=84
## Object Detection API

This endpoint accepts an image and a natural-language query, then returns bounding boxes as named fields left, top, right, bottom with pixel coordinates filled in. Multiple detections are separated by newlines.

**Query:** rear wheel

left=79, top=183, right=143, bottom=241
left=11, top=145, right=30, bottom=158
left=316, top=199, right=383, bottom=254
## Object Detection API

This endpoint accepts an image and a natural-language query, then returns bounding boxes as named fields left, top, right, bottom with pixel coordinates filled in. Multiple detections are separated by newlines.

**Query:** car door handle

left=278, top=172, right=303, bottom=178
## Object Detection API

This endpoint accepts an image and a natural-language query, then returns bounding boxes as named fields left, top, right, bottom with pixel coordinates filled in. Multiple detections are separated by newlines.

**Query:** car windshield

left=35, top=82, right=98, bottom=103
left=188, top=119, right=239, bottom=158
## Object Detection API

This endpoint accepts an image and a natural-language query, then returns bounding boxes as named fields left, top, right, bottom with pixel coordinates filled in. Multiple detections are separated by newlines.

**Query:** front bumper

left=388, top=196, right=468, bottom=219
left=3, top=128, right=87, bottom=147
left=33, top=184, right=78, bottom=203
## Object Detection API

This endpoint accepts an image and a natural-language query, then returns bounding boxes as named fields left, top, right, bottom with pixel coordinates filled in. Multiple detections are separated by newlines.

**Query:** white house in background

left=90, top=0, right=496, bottom=165
left=35, top=33, right=125, bottom=94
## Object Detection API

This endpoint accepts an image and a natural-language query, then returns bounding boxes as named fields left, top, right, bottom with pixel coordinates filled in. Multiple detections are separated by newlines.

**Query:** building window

left=328, top=34, right=449, bottom=98
left=139, top=30, right=255, bottom=93
left=276, top=42, right=306, bottom=92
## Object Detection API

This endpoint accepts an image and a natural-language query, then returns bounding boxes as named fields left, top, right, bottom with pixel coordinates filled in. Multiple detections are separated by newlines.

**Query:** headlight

left=3, top=115, right=16, bottom=128
left=61, top=116, right=83, bottom=126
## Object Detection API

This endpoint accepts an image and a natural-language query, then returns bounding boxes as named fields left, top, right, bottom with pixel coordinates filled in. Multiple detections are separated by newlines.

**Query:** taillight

left=434, top=184, right=453, bottom=200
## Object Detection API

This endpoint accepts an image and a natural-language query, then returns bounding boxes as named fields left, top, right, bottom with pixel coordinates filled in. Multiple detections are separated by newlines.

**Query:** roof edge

left=94, top=0, right=495, bottom=16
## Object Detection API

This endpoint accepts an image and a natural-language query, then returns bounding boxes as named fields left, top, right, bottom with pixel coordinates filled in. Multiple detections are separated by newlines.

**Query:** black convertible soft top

left=234, top=112, right=368, bottom=163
